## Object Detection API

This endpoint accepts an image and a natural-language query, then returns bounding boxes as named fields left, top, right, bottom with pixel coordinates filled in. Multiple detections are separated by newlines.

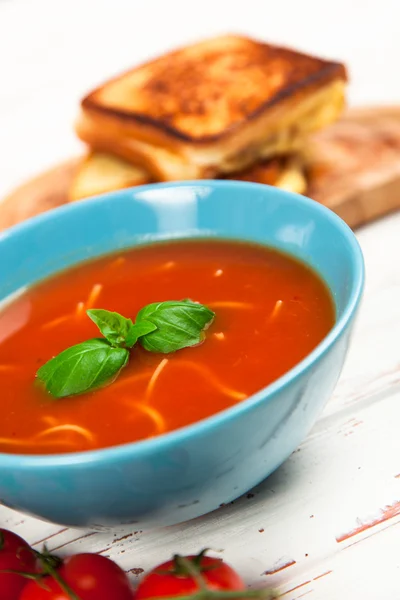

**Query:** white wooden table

left=1, top=1, right=400, bottom=597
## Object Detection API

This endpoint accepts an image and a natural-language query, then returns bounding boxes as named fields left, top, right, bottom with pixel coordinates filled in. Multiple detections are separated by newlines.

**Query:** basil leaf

left=136, top=300, right=215, bottom=353
left=87, top=309, right=134, bottom=347
left=125, top=320, right=157, bottom=348
left=87, top=309, right=157, bottom=348
left=37, top=338, right=129, bottom=398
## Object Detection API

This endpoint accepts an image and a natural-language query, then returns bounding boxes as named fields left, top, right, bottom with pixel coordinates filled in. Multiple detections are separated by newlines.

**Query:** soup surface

left=0, top=240, right=334, bottom=455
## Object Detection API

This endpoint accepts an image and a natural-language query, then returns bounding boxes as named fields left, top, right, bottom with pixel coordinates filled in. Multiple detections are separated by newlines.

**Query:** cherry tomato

left=0, top=529, right=31, bottom=554
left=0, top=528, right=36, bottom=600
left=20, top=553, right=133, bottom=600
left=136, top=552, right=245, bottom=599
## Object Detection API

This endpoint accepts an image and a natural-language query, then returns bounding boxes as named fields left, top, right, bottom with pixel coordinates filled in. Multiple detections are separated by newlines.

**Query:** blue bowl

left=0, top=181, right=364, bottom=529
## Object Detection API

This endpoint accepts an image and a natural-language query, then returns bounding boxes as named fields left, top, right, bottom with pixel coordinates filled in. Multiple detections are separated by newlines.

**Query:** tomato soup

left=0, top=240, right=334, bottom=455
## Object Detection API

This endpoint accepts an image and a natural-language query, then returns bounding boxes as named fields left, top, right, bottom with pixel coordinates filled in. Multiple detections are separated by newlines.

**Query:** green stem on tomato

left=174, top=555, right=209, bottom=591
left=0, top=548, right=81, bottom=600
left=0, top=569, right=46, bottom=580
left=153, top=552, right=277, bottom=600
left=32, top=547, right=63, bottom=571
left=146, top=587, right=278, bottom=600
left=45, top=569, right=81, bottom=600
left=35, top=551, right=81, bottom=600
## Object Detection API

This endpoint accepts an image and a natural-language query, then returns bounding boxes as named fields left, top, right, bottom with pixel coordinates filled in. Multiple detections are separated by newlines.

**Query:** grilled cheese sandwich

left=76, top=35, right=347, bottom=181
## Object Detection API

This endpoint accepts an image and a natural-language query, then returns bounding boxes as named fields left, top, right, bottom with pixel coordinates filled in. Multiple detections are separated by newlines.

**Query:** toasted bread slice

left=76, top=35, right=347, bottom=181
left=68, top=151, right=151, bottom=201
left=68, top=151, right=307, bottom=200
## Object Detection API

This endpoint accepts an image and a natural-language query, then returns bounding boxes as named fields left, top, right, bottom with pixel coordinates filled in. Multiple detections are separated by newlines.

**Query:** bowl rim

left=0, top=180, right=365, bottom=467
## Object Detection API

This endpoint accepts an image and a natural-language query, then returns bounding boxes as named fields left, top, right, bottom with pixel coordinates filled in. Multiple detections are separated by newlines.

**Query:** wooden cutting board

left=2, top=106, right=400, bottom=231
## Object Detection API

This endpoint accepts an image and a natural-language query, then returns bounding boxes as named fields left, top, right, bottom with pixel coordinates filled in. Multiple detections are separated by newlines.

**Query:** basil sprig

left=86, top=309, right=157, bottom=348
left=37, top=300, right=215, bottom=399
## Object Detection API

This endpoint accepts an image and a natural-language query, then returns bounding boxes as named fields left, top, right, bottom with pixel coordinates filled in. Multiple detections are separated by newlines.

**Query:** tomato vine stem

left=145, top=588, right=277, bottom=600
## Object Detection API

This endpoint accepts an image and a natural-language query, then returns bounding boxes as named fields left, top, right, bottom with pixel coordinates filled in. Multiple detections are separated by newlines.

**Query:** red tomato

left=0, top=529, right=36, bottom=600
left=20, top=553, right=133, bottom=600
left=136, top=553, right=245, bottom=599
left=0, top=529, right=31, bottom=554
